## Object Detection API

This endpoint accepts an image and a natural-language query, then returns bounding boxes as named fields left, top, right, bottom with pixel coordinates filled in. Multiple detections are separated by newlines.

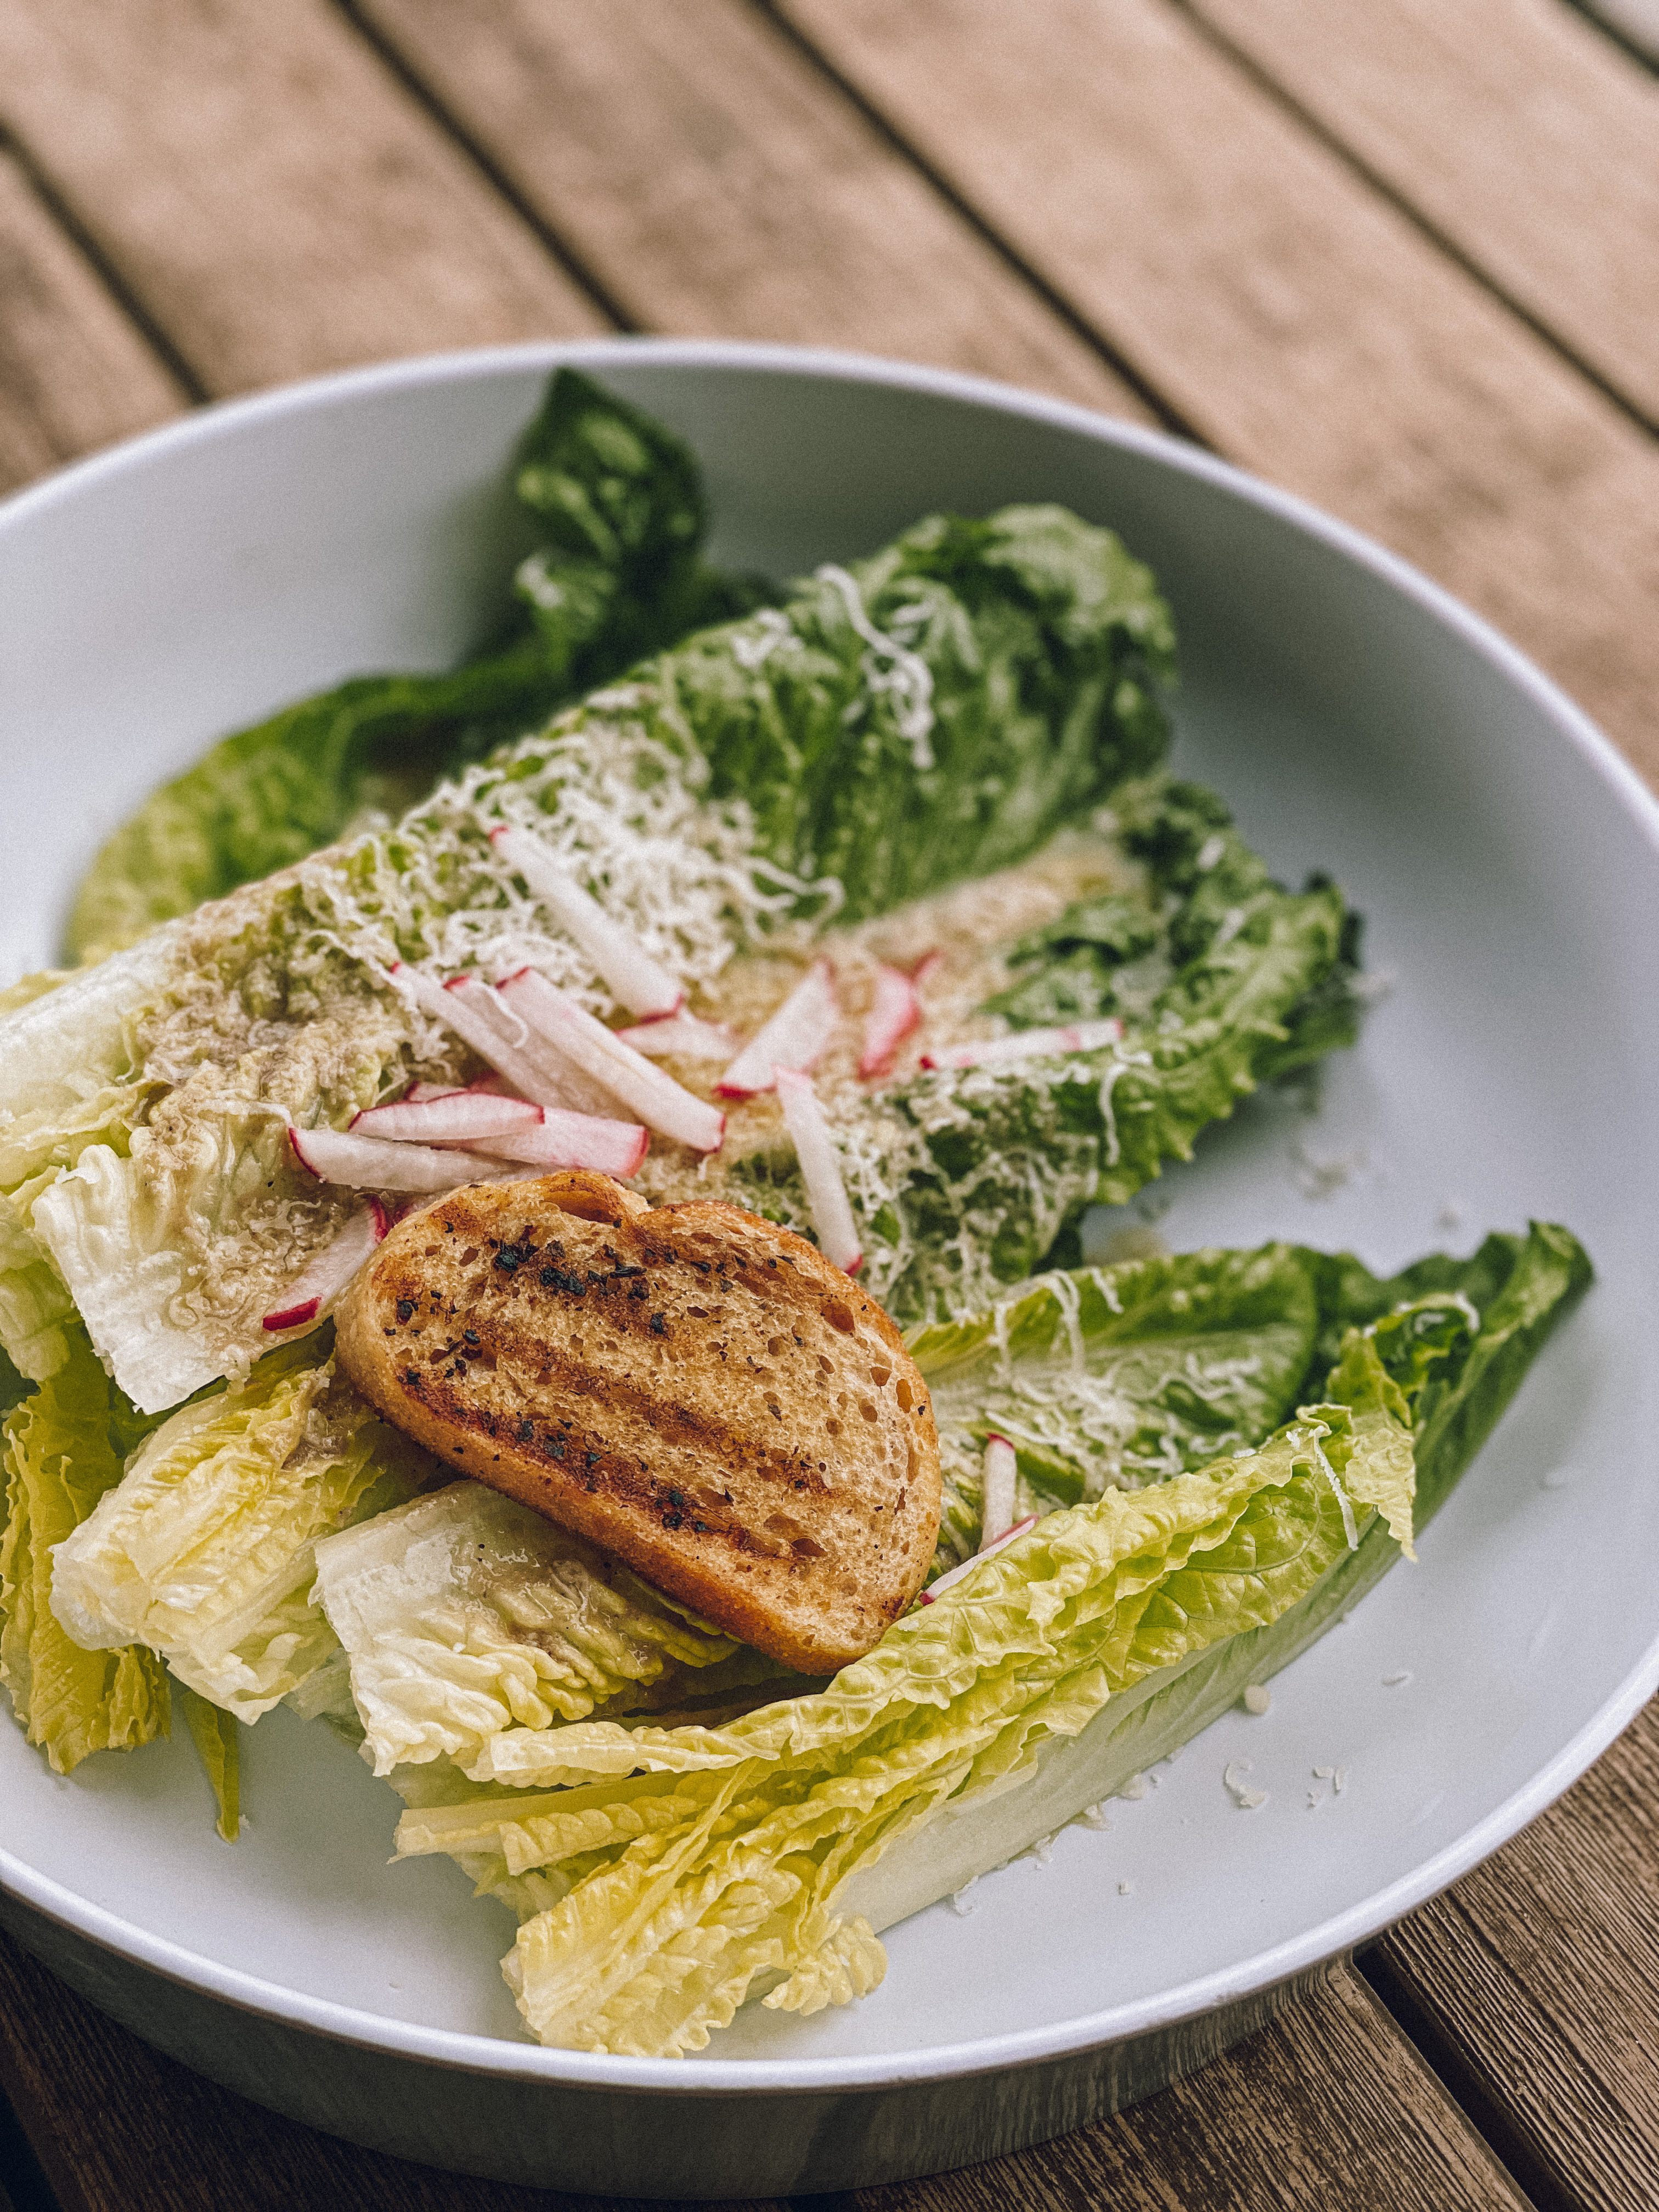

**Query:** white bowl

left=2, top=341, right=1657, bottom=2198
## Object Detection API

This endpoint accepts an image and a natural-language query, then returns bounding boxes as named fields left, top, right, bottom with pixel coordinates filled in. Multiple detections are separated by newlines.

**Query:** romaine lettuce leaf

left=311, top=1480, right=745, bottom=1777
left=729, top=779, right=1356, bottom=1322
left=402, top=1368, right=1407, bottom=2055
left=910, top=1242, right=1325, bottom=1564
left=394, top=1220, right=1585, bottom=2056
left=67, top=370, right=773, bottom=964
left=0, top=1331, right=170, bottom=1773
left=178, top=1681, right=241, bottom=1841
left=49, top=1337, right=435, bottom=1719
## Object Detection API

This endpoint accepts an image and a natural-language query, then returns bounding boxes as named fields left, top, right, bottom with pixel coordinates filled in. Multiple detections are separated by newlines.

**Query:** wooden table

left=1, top=5, right=1656, bottom=2207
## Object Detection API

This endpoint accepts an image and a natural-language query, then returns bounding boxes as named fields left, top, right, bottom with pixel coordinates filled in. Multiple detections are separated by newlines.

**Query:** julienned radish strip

left=919, top=1515, right=1041, bottom=1604
left=774, top=1068, right=861, bottom=1275
left=858, top=962, right=924, bottom=1079
left=978, top=1436, right=1019, bottom=1551
left=496, top=967, right=725, bottom=1155
left=289, top=1125, right=512, bottom=1195
left=461, top=1109, right=647, bottom=1178
left=392, top=964, right=590, bottom=1111
left=403, top=1075, right=520, bottom=1104
left=353, top=1092, right=542, bottom=1143
left=262, top=1200, right=390, bottom=1331
left=616, top=1011, right=742, bottom=1060
left=919, top=1018, right=1123, bottom=1072
left=718, top=960, right=838, bottom=1097
left=490, top=825, right=684, bottom=1019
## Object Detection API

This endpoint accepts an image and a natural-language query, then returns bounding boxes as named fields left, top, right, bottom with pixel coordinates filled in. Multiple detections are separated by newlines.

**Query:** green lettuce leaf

left=729, top=778, right=1356, bottom=1322
left=49, top=1336, right=435, bottom=1719
left=392, top=1220, right=1586, bottom=2057
left=0, top=1331, right=170, bottom=1773
left=910, top=1242, right=1325, bottom=1565
left=67, top=370, right=772, bottom=963
left=402, top=1375, right=1404, bottom=2055
left=311, top=1480, right=746, bottom=1778
left=178, top=1681, right=241, bottom=1841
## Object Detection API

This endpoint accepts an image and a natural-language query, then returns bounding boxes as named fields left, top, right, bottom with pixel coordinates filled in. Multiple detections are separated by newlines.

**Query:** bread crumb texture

left=336, top=1172, right=941, bottom=1672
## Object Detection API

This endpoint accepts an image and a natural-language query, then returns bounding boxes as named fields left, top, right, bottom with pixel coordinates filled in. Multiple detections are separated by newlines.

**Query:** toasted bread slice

left=334, top=1171, right=941, bottom=1673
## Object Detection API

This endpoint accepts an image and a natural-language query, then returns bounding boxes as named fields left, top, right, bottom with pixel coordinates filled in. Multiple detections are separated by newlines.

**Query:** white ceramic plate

left=3, top=343, right=1657, bottom=2197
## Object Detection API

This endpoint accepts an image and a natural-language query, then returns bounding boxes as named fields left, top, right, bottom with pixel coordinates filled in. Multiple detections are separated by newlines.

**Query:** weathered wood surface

left=775, top=0, right=1659, bottom=785
left=0, top=149, right=185, bottom=495
left=0, top=0, right=607, bottom=398
left=352, top=0, right=1152, bottom=419
left=3, top=2, right=1659, bottom=2207
left=0, top=1930, right=1531, bottom=2212
left=1187, top=0, right=1659, bottom=428
left=1370, top=1694, right=1659, bottom=2212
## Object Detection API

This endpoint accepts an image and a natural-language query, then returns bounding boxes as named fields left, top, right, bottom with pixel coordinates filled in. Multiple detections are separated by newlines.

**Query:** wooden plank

left=0, top=148, right=185, bottom=494
left=0, top=1923, right=1530, bottom=2211
left=349, top=0, right=1152, bottom=420
left=774, top=0, right=1659, bottom=787
left=0, top=0, right=608, bottom=400
left=1368, top=1695, right=1659, bottom=2212
left=1185, top=0, right=1659, bottom=428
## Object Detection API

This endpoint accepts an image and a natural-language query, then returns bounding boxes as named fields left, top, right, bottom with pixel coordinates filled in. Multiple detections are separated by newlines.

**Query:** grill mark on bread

left=336, top=1171, right=941, bottom=1672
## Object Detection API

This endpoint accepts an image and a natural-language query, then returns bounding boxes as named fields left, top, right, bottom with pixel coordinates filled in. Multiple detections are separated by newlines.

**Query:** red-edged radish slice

left=716, top=960, right=838, bottom=1098
left=461, top=1109, right=648, bottom=1178
left=392, top=964, right=597, bottom=1113
left=978, top=1435, right=1020, bottom=1551
left=919, top=1515, right=1040, bottom=1603
left=402, top=1074, right=522, bottom=1104
left=920, top=1018, right=1122, bottom=1072
left=262, top=1200, right=390, bottom=1331
left=496, top=967, right=725, bottom=1155
left=353, top=1092, right=542, bottom=1144
left=857, top=962, right=923, bottom=1079
left=491, top=825, right=684, bottom=1018
left=289, top=1124, right=511, bottom=1194
left=615, top=1011, right=742, bottom=1060
left=774, top=1067, right=861, bottom=1274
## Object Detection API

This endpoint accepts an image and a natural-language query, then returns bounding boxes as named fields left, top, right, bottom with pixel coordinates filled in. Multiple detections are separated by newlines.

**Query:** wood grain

left=0, top=0, right=607, bottom=399
left=350, top=0, right=1150, bottom=420
left=774, top=0, right=1659, bottom=785
left=0, top=148, right=185, bottom=494
left=1369, top=1695, right=1659, bottom=2212
left=1186, top=0, right=1659, bottom=428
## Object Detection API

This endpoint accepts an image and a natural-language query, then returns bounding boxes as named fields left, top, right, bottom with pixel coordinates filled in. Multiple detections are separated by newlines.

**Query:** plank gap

left=1565, top=0, right=1659, bottom=71
left=748, top=0, right=1208, bottom=444
left=331, top=0, right=633, bottom=332
left=1167, top=0, right=1659, bottom=443
left=1358, top=1934, right=1573, bottom=2212
left=0, top=125, right=211, bottom=408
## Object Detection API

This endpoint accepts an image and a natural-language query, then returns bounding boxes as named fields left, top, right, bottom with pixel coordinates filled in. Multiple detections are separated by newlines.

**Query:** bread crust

left=334, top=1171, right=941, bottom=1673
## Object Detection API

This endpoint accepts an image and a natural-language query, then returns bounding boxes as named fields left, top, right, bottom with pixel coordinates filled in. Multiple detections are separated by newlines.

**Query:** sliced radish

left=858, top=963, right=923, bottom=1079
left=774, top=1068, right=861, bottom=1274
left=290, top=1124, right=511, bottom=1195
left=392, top=964, right=602, bottom=1114
left=496, top=967, right=725, bottom=1155
left=920, top=1018, right=1123, bottom=1072
left=979, top=1436, right=1020, bottom=1551
left=262, top=1201, right=390, bottom=1332
left=615, top=1011, right=742, bottom=1061
left=491, top=825, right=684, bottom=1019
left=402, top=1074, right=522, bottom=1105
left=919, top=1515, right=1040, bottom=1603
left=717, top=961, right=839, bottom=1098
left=461, top=1108, right=648, bottom=1179
left=352, top=1092, right=542, bottom=1144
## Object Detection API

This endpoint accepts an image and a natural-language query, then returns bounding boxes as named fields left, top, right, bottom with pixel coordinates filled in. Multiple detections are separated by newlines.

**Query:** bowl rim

left=4, top=334, right=1657, bottom=2095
